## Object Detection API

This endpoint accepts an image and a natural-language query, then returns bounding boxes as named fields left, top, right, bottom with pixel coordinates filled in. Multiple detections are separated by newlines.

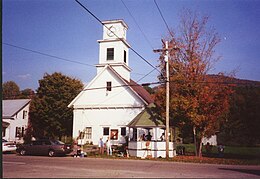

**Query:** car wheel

left=48, top=150, right=55, bottom=157
left=20, top=149, right=26, bottom=156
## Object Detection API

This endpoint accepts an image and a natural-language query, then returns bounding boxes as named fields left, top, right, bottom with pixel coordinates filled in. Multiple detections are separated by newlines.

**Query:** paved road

left=3, top=154, right=260, bottom=178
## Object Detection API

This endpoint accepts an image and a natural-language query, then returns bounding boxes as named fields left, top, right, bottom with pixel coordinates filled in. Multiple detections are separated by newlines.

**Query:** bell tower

left=96, top=20, right=131, bottom=82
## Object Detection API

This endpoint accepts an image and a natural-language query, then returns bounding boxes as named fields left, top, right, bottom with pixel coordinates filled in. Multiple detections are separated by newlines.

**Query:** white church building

left=68, top=20, right=154, bottom=146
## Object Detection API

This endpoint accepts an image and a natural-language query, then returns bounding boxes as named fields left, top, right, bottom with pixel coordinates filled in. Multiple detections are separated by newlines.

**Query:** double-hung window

left=107, top=48, right=114, bottom=60
left=107, top=81, right=112, bottom=91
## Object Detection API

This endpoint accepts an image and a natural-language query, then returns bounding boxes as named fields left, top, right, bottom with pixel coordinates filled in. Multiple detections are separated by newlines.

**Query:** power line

left=82, top=81, right=162, bottom=92
left=136, top=68, right=157, bottom=82
left=120, top=0, right=154, bottom=50
left=153, top=0, right=174, bottom=38
left=75, top=0, right=163, bottom=77
left=3, top=42, right=95, bottom=67
left=4, top=42, right=147, bottom=77
left=4, top=79, right=259, bottom=99
left=82, top=78, right=260, bottom=92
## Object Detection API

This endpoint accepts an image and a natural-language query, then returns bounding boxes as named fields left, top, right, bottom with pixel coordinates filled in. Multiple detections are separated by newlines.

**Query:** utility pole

left=165, top=41, right=170, bottom=159
left=154, top=40, right=170, bottom=159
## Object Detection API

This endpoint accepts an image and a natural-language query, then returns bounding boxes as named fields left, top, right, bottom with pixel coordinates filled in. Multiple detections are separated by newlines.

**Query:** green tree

left=20, top=88, right=35, bottom=99
left=218, top=85, right=260, bottom=146
left=154, top=9, right=234, bottom=157
left=29, top=72, right=84, bottom=139
left=2, top=81, right=20, bottom=99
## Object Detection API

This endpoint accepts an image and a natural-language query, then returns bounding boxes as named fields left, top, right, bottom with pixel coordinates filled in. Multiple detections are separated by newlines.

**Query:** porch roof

left=127, top=103, right=165, bottom=128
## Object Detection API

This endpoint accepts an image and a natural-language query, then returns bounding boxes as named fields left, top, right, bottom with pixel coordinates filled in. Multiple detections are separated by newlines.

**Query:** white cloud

left=17, top=74, right=31, bottom=80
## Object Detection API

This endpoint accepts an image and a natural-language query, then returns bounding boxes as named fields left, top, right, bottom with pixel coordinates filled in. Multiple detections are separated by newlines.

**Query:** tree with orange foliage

left=154, top=9, right=234, bottom=157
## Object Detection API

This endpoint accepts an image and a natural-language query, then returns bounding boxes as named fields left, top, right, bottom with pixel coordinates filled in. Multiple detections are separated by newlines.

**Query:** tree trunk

left=198, top=137, right=203, bottom=157
left=193, top=126, right=198, bottom=156
left=193, top=126, right=203, bottom=157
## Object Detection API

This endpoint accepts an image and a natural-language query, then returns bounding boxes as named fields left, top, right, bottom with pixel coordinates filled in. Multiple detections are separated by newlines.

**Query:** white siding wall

left=3, top=104, right=29, bottom=142
left=73, top=107, right=143, bottom=145
left=99, top=41, right=129, bottom=66
left=73, top=69, right=143, bottom=108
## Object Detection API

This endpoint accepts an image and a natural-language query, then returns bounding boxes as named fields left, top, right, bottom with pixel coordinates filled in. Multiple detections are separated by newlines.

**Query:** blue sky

left=3, top=0, right=260, bottom=90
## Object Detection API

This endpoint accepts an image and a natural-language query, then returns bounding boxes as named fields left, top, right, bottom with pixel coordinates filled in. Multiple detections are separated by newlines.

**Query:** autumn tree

left=154, top=9, right=234, bottom=157
left=29, top=72, right=84, bottom=139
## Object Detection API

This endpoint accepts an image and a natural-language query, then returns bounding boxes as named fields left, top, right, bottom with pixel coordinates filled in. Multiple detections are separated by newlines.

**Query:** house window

left=121, top=127, right=126, bottom=136
left=110, top=129, right=118, bottom=140
left=107, top=81, right=112, bottom=91
left=124, top=50, right=126, bottom=63
left=2, top=127, right=6, bottom=137
left=103, top=127, right=109, bottom=135
left=15, top=127, right=21, bottom=137
left=107, top=48, right=114, bottom=60
left=23, top=110, right=27, bottom=119
left=85, top=127, right=92, bottom=140
left=21, top=127, right=25, bottom=137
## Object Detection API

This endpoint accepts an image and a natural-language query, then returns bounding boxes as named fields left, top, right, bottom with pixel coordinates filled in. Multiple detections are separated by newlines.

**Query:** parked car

left=2, top=139, right=17, bottom=153
left=16, top=139, right=72, bottom=157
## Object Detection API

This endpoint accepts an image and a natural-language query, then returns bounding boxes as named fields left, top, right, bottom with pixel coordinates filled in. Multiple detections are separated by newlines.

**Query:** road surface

left=3, top=154, right=260, bottom=178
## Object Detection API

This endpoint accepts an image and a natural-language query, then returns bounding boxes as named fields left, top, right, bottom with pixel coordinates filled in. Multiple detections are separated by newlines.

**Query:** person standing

left=106, top=137, right=112, bottom=156
left=145, top=132, right=152, bottom=141
left=218, top=144, right=225, bottom=157
left=98, top=138, right=104, bottom=155
left=160, top=133, right=165, bottom=141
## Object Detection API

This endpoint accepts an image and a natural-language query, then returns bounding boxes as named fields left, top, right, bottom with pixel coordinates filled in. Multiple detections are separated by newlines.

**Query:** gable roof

left=123, top=79, right=154, bottom=105
left=68, top=64, right=154, bottom=107
left=2, top=99, right=31, bottom=118
left=127, top=103, right=164, bottom=128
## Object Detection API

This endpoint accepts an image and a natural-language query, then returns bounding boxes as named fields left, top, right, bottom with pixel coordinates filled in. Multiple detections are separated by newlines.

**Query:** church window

left=107, top=81, right=112, bottom=91
left=103, top=127, right=109, bottom=135
left=124, top=50, right=126, bottom=63
left=107, top=48, right=114, bottom=60
left=85, top=127, right=92, bottom=140
left=121, top=127, right=126, bottom=136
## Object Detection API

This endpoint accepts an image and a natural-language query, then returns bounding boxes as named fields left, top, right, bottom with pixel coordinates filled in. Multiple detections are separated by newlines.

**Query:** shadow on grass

left=204, top=153, right=258, bottom=160
left=219, top=168, right=260, bottom=176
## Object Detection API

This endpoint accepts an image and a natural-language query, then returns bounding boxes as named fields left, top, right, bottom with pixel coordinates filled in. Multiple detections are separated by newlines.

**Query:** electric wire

left=3, top=42, right=95, bottom=67
left=4, top=42, right=146, bottom=77
left=120, top=0, right=155, bottom=50
left=4, top=79, right=259, bottom=99
left=136, top=68, right=157, bottom=82
left=153, top=0, right=174, bottom=38
left=75, top=0, right=163, bottom=78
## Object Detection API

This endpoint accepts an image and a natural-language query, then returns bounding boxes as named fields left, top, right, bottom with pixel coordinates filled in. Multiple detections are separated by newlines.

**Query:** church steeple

left=96, top=20, right=131, bottom=82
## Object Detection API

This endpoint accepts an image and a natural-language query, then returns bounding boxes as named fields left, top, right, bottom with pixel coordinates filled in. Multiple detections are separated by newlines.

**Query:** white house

left=2, top=99, right=31, bottom=143
left=68, top=20, right=154, bottom=146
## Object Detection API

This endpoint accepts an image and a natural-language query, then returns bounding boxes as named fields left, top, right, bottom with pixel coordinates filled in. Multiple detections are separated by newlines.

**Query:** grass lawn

left=85, top=144, right=260, bottom=165
left=178, top=144, right=260, bottom=158
left=174, top=143, right=260, bottom=165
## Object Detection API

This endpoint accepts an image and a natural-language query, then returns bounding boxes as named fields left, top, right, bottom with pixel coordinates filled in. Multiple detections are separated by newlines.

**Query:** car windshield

left=51, top=140, right=64, bottom=145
